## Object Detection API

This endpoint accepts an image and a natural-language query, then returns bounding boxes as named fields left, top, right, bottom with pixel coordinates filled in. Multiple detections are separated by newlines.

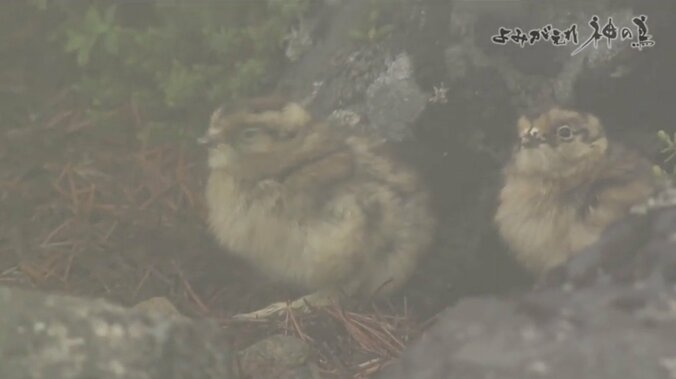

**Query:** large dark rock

left=0, top=287, right=236, bottom=379
left=0, top=287, right=323, bottom=379
left=378, top=189, right=676, bottom=379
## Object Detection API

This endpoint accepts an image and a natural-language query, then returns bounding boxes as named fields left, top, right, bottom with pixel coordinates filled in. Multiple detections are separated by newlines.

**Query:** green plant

left=64, top=5, right=119, bottom=66
left=348, top=0, right=397, bottom=44
left=3, top=0, right=311, bottom=142
left=653, top=130, right=676, bottom=179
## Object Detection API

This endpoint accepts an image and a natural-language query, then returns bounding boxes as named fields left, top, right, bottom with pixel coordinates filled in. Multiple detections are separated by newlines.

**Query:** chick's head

left=511, top=107, right=609, bottom=179
left=200, top=100, right=313, bottom=169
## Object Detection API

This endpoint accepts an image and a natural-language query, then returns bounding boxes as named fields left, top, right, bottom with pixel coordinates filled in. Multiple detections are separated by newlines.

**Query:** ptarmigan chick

left=201, top=97, right=436, bottom=319
left=495, top=107, right=658, bottom=274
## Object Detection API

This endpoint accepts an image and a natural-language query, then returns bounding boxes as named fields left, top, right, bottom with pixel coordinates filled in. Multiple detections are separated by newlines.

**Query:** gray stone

left=0, top=287, right=236, bottom=379
left=381, top=292, right=676, bottom=379
left=379, top=189, right=676, bottom=379
left=365, top=54, right=428, bottom=142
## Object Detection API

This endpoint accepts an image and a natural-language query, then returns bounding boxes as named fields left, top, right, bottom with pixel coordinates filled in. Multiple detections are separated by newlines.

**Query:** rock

left=0, top=287, right=236, bottom=379
left=365, top=53, right=428, bottom=142
left=379, top=189, right=676, bottom=379
left=444, top=1, right=644, bottom=110
left=380, top=293, right=676, bottom=379
left=276, top=0, right=428, bottom=142
left=543, top=186, right=676, bottom=288
left=237, top=335, right=319, bottom=379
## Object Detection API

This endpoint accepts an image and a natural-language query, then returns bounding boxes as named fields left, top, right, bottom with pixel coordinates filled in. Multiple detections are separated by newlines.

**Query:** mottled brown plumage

left=495, top=107, right=658, bottom=274
left=202, top=99, right=436, bottom=318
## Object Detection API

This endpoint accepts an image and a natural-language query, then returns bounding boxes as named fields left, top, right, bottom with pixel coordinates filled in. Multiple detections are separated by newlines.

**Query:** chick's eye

left=556, top=125, right=573, bottom=140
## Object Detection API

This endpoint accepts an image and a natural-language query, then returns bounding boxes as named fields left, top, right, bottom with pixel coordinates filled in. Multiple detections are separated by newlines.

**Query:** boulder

left=379, top=189, right=676, bottom=379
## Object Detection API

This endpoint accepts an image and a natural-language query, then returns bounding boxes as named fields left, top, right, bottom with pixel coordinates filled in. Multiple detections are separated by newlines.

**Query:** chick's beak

left=197, top=130, right=222, bottom=148
left=519, top=129, right=545, bottom=149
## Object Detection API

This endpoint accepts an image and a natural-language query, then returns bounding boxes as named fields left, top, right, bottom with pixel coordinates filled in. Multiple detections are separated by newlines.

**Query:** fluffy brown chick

left=201, top=98, right=436, bottom=318
left=495, top=107, right=658, bottom=275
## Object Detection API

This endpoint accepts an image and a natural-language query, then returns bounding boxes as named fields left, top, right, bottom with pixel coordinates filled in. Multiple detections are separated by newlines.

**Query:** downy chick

left=201, top=98, right=436, bottom=318
left=495, top=107, right=658, bottom=274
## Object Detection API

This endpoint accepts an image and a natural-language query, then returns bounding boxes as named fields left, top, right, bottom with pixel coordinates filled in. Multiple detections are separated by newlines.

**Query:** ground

left=0, top=91, right=461, bottom=378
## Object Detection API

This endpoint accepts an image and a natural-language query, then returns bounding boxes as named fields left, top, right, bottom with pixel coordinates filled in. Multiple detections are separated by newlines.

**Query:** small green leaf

left=349, top=29, right=366, bottom=41
left=665, top=151, right=676, bottom=163
left=77, top=48, right=90, bottom=66
left=653, top=165, right=665, bottom=177
left=103, top=31, right=119, bottom=55
left=104, top=6, right=117, bottom=24
left=83, top=7, right=103, bottom=31
left=29, top=0, right=48, bottom=10
left=64, top=32, right=83, bottom=53
left=657, top=130, right=671, bottom=144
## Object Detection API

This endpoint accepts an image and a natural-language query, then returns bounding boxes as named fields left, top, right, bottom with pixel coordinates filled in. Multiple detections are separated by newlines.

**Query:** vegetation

left=348, top=0, right=398, bottom=44
left=655, top=130, right=676, bottom=180
left=1, top=0, right=311, bottom=141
